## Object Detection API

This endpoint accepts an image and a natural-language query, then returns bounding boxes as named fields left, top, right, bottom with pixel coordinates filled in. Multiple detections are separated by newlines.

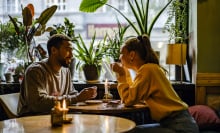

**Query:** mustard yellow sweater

left=117, top=63, right=188, bottom=121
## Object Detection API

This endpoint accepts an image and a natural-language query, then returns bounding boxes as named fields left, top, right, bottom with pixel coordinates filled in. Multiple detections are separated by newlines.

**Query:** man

left=17, top=34, right=97, bottom=116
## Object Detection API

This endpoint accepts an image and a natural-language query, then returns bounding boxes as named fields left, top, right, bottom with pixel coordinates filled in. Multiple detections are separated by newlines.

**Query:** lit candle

left=105, top=79, right=108, bottom=94
left=62, top=99, right=67, bottom=109
left=62, top=99, right=69, bottom=120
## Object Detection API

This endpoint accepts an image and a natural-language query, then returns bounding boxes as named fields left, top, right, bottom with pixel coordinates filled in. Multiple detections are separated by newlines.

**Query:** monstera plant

left=79, top=0, right=173, bottom=36
left=8, top=4, right=57, bottom=63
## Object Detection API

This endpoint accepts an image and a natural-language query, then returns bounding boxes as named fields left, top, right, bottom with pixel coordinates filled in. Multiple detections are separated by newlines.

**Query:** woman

left=111, top=34, right=199, bottom=133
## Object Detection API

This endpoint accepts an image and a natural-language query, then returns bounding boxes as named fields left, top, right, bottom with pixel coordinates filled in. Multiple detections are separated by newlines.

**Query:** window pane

left=0, top=0, right=182, bottom=81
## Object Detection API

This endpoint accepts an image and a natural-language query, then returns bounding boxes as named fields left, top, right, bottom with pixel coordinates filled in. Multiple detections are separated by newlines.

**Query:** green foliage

left=0, top=21, right=26, bottom=60
left=104, top=19, right=130, bottom=61
left=37, top=5, right=58, bottom=25
left=8, top=4, right=57, bottom=62
left=14, top=64, right=25, bottom=75
left=74, top=33, right=107, bottom=70
left=79, top=0, right=108, bottom=12
left=79, top=0, right=172, bottom=36
left=49, top=17, right=77, bottom=42
left=163, top=0, right=188, bottom=43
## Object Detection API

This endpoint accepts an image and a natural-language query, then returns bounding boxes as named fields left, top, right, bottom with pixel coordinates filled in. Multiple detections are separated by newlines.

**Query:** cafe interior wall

left=189, top=0, right=220, bottom=83
left=193, top=0, right=220, bottom=107
left=197, top=0, right=220, bottom=73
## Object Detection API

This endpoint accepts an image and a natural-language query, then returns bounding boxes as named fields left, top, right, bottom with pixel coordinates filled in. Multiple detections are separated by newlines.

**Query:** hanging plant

left=163, top=0, right=188, bottom=43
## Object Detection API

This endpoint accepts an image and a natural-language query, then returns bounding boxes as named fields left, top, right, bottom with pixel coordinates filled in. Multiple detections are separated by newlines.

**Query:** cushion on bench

left=189, top=105, right=220, bottom=131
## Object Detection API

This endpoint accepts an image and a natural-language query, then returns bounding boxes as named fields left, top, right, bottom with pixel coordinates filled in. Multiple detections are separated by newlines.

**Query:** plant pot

left=83, top=64, right=101, bottom=81
left=4, top=72, right=13, bottom=83
left=166, top=43, right=187, bottom=65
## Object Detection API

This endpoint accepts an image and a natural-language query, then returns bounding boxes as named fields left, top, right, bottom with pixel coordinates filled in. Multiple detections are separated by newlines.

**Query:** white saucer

left=85, top=100, right=103, bottom=105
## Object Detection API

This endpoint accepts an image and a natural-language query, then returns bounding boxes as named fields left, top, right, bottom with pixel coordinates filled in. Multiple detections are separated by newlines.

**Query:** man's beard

left=59, top=58, right=70, bottom=68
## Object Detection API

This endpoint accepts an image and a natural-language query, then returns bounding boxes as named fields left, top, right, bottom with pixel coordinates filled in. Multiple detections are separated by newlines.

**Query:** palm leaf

left=148, top=0, right=173, bottom=35
left=128, top=0, right=144, bottom=35
left=79, top=0, right=173, bottom=37
left=107, top=3, right=140, bottom=35
left=144, top=0, right=150, bottom=33
left=8, top=15, right=20, bottom=35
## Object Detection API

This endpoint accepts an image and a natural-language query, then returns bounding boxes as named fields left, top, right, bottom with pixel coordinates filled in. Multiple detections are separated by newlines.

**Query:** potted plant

left=163, top=0, right=188, bottom=82
left=0, top=21, right=25, bottom=81
left=104, top=19, right=130, bottom=62
left=74, top=33, right=107, bottom=81
left=8, top=3, right=57, bottom=63
left=0, top=21, right=24, bottom=60
left=79, top=0, right=173, bottom=36
left=13, top=64, right=25, bottom=83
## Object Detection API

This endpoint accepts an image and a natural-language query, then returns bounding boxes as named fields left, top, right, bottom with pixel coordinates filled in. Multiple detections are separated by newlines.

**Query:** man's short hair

left=47, top=34, right=72, bottom=55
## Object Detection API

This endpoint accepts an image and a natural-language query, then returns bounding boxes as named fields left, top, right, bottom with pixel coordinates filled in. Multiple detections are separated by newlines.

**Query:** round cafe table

left=68, top=101, right=151, bottom=125
left=0, top=114, right=136, bottom=133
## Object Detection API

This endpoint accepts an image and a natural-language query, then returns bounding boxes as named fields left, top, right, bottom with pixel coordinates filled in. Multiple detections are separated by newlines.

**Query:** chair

left=0, top=93, right=19, bottom=119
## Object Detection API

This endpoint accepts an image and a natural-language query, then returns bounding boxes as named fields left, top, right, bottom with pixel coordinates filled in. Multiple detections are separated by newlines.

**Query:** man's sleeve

left=25, top=67, right=54, bottom=113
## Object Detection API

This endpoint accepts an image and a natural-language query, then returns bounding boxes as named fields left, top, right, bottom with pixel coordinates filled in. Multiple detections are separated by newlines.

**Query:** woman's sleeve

left=117, top=67, right=150, bottom=106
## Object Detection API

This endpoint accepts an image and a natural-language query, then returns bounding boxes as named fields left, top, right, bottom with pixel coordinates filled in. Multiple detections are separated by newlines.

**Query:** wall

left=197, top=0, right=220, bottom=73
left=195, top=0, right=220, bottom=105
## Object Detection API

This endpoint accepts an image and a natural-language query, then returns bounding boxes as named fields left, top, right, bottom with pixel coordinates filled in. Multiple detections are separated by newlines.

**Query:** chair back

left=0, top=93, right=19, bottom=118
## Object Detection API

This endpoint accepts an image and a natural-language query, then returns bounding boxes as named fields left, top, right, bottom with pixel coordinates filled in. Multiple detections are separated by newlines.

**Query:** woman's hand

left=110, top=62, right=126, bottom=76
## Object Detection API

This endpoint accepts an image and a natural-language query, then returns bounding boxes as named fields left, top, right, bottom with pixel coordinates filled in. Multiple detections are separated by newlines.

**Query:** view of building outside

left=0, top=0, right=176, bottom=80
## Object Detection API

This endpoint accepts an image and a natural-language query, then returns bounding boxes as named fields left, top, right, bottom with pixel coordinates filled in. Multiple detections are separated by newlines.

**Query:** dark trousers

left=130, top=110, right=199, bottom=133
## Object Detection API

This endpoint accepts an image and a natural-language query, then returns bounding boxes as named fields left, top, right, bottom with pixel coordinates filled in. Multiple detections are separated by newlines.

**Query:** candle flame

left=63, top=99, right=67, bottom=109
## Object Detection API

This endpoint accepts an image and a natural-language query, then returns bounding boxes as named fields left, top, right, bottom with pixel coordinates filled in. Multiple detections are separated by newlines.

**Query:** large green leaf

left=80, top=0, right=108, bottom=12
left=37, top=5, right=57, bottom=25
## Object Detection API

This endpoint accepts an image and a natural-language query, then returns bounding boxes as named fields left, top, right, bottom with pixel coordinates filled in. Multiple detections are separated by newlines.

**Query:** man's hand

left=77, top=86, right=97, bottom=102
